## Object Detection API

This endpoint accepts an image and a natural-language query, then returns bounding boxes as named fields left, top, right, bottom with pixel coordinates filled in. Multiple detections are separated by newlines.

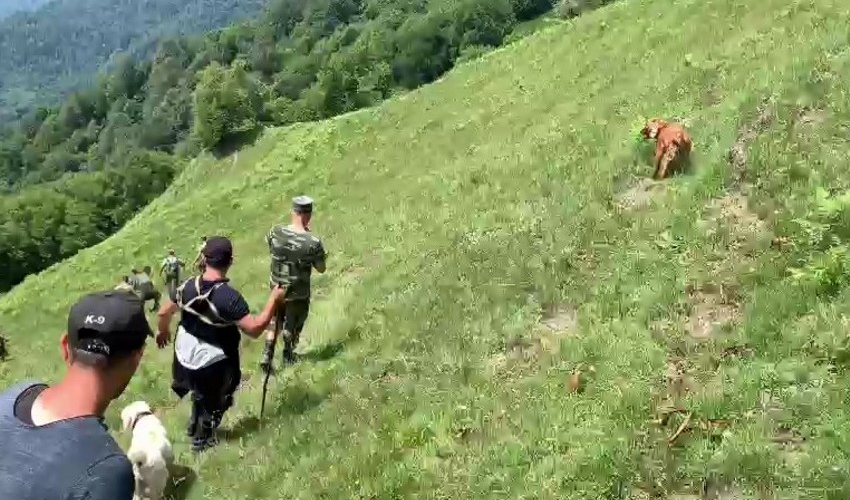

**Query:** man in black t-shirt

left=156, top=236, right=284, bottom=452
left=0, top=290, right=152, bottom=500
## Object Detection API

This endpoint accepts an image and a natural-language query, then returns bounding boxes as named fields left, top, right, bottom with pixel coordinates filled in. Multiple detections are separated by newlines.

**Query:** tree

left=509, top=0, right=554, bottom=21
left=193, top=61, right=263, bottom=149
left=108, top=54, right=147, bottom=100
left=266, top=0, right=308, bottom=37
left=450, top=0, right=516, bottom=50
left=392, top=13, right=455, bottom=88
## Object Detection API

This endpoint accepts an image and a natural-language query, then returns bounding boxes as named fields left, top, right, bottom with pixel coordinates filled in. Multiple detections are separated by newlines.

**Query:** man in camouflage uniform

left=132, top=266, right=161, bottom=312
left=260, top=195, right=327, bottom=371
left=159, top=249, right=185, bottom=299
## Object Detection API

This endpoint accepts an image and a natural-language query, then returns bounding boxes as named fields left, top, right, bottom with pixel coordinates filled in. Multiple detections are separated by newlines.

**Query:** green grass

left=5, top=0, right=850, bottom=498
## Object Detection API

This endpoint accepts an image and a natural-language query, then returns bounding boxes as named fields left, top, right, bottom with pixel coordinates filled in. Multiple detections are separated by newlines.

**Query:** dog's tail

left=127, top=447, right=148, bottom=471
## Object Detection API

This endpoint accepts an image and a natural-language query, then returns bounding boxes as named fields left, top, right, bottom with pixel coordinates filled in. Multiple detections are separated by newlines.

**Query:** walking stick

left=260, top=306, right=283, bottom=419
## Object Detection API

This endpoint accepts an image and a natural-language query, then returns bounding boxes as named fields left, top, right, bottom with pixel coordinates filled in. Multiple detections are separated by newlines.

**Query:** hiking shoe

left=191, top=435, right=219, bottom=453
left=191, top=421, right=218, bottom=453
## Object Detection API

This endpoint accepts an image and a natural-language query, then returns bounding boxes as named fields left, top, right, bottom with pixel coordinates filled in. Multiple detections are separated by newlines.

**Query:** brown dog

left=640, top=118, right=693, bottom=180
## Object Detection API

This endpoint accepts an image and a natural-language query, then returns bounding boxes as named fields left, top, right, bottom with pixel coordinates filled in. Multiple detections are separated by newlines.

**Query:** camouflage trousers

left=137, top=284, right=161, bottom=311
left=275, top=299, right=311, bottom=351
left=164, top=274, right=180, bottom=299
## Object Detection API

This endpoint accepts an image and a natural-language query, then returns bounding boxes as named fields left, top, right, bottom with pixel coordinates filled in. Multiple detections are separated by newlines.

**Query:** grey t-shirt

left=0, top=382, right=135, bottom=500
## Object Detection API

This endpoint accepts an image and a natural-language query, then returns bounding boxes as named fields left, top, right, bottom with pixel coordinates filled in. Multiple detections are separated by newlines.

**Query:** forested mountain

left=0, top=0, right=565, bottom=292
left=0, top=0, right=52, bottom=20
left=0, top=0, right=269, bottom=123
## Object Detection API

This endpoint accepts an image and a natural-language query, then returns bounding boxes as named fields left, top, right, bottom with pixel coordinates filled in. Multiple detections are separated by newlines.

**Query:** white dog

left=121, top=401, right=174, bottom=500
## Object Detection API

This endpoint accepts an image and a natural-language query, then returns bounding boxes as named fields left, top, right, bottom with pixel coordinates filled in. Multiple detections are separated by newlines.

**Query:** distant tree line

left=0, top=0, right=269, bottom=124
left=0, top=149, right=176, bottom=289
left=0, top=0, right=52, bottom=21
left=0, top=0, right=556, bottom=292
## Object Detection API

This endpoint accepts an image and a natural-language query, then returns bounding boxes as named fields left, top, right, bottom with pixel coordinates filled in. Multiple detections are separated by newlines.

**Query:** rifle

left=260, top=292, right=284, bottom=420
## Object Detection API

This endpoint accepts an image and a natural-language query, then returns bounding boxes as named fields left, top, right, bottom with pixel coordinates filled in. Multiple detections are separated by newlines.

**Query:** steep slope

left=4, top=0, right=850, bottom=498
left=0, top=0, right=268, bottom=122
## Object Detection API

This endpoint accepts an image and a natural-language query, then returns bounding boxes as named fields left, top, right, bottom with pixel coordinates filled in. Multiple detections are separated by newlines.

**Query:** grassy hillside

left=4, top=0, right=850, bottom=498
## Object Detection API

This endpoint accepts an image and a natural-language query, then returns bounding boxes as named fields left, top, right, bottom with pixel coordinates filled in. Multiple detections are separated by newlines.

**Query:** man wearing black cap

left=262, top=195, right=327, bottom=371
left=0, top=290, right=151, bottom=500
left=156, top=235, right=284, bottom=452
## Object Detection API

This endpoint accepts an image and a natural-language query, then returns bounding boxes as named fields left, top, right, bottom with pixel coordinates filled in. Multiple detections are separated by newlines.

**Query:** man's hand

left=270, top=284, right=286, bottom=302
left=156, top=330, right=171, bottom=348
left=237, top=285, right=287, bottom=338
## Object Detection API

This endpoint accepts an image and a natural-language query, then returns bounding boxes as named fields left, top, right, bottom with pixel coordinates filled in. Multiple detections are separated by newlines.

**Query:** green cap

left=292, top=195, right=314, bottom=214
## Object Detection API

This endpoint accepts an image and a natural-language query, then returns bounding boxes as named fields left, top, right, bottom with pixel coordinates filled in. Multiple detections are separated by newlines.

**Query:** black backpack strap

left=178, top=277, right=231, bottom=327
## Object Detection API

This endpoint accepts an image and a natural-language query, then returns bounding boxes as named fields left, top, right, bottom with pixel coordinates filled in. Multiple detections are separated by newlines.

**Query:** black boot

left=260, top=339, right=275, bottom=374
left=191, top=412, right=218, bottom=453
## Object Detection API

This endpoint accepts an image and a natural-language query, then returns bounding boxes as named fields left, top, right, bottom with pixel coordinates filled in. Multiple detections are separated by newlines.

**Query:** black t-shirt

left=173, top=277, right=250, bottom=357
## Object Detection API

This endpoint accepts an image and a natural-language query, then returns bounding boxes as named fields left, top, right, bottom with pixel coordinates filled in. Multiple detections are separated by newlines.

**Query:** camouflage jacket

left=266, top=225, right=326, bottom=301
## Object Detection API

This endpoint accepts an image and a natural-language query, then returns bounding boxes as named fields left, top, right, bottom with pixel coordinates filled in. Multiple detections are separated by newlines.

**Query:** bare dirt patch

left=686, top=283, right=741, bottom=340
left=704, top=192, right=769, bottom=248
left=486, top=352, right=510, bottom=373
left=488, top=306, right=579, bottom=374
left=486, top=337, right=548, bottom=376
left=727, top=99, right=775, bottom=184
left=507, top=337, right=543, bottom=359
left=664, top=356, right=696, bottom=403
left=503, top=333, right=559, bottom=363
left=795, top=105, right=827, bottom=128
left=540, top=304, right=578, bottom=334
left=615, top=177, right=667, bottom=211
left=374, top=368, right=401, bottom=385
left=773, top=426, right=808, bottom=469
